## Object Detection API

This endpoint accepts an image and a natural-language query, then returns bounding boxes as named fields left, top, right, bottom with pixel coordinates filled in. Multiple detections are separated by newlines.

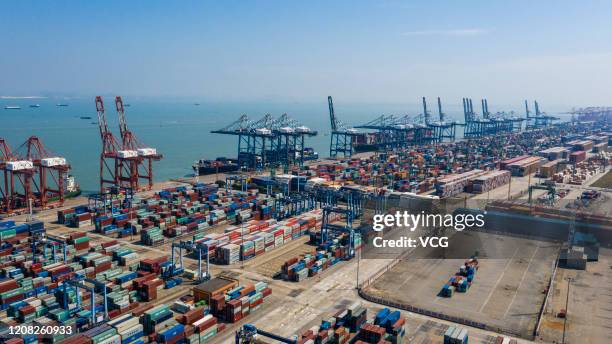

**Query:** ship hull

left=353, top=143, right=378, bottom=153
left=193, top=164, right=239, bottom=176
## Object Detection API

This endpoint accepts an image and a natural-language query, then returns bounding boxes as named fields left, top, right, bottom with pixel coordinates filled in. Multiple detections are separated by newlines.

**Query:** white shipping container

left=274, top=235, right=283, bottom=247
left=255, top=128, right=271, bottom=135
left=118, top=150, right=138, bottom=158
left=40, top=157, right=67, bottom=167
left=98, top=334, right=121, bottom=344
left=193, top=314, right=214, bottom=327
left=6, top=160, right=34, bottom=171
left=28, top=299, right=42, bottom=307
left=137, top=148, right=157, bottom=156
left=172, top=301, right=192, bottom=313
left=119, top=324, right=143, bottom=340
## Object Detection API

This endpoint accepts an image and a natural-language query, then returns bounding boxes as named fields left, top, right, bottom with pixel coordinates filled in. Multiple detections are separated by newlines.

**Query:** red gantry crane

left=0, top=138, right=12, bottom=213
left=96, top=96, right=129, bottom=194
left=20, top=136, right=70, bottom=209
left=0, top=138, right=35, bottom=214
left=115, top=96, right=162, bottom=191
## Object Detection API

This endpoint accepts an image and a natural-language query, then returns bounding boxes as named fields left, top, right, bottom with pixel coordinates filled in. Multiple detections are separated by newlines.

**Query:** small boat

left=80, top=116, right=92, bottom=120
left=4, top=106, right=21, bottom=110
left=194, top=103, right=201, bottom=106
left=29, top=104, right=40, bottom=108
left=56, top=103, right=69, bottom=107
left=124, top=104, right=131, bottom=107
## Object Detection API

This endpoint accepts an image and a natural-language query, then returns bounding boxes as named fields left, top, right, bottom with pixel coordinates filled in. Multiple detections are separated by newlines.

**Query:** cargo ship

left=353, top=132, right=381, bottom=153
left=354, top=143, right=379, bottom=153
left=193, top=157, right=239, bottom=175
left=302, top=147, right=319, bottom=161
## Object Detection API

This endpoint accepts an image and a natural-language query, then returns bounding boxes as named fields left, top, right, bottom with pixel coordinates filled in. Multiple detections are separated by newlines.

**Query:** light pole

left=562, top=276, right=573, bottom=344
left=240, top=218, right=245, bottom=269
left=28, top=198, right=33, bottom=222
left=129, top=195, right=134, bottom=241
left=355, top=246, right=361, bottom=290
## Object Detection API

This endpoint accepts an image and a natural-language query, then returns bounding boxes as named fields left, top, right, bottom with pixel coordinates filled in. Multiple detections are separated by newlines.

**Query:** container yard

left=0, top=118, right=609, bottom=343
left=0, top=97, right=609, bottom=344
left=0, top=133, right=607, bottom=344
left=6, top=2, right=612, bottom=344
left=288, top=303, right=406, bottom=344
left=0, top=216, right=278, bottom=344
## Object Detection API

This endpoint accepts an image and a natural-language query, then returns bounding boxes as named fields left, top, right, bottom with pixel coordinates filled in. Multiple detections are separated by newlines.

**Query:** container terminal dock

left=0, top=98, right=610, bottom=344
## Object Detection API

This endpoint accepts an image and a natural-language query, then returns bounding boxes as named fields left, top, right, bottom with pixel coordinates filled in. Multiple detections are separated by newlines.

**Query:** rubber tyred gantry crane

left=115, top=96, right=162, bottom=191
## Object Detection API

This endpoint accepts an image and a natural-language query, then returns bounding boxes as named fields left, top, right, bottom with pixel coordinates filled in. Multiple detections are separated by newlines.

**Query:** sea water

left=0, top=97, right=566, bottom=193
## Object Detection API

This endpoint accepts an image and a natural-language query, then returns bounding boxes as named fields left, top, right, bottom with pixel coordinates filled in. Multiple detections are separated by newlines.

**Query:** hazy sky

left=2, top=0, right=611, bottom=107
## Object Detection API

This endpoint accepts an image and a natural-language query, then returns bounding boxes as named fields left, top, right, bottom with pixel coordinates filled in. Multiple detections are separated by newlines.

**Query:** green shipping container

left=0, top=229, right=16, bottom=240
left=74, top=237, right=90, bottom=244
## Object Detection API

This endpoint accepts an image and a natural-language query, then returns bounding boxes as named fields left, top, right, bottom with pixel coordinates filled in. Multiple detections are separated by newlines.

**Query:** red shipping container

left=108, top=309, right=121, bottom=319
left=195, top=317, right=217, bottom=333
left=1, top=293, right=24, bottom=305
left=132, top=303, right=155, bottom=317
left=0, top=280, right=18, bottom=293
left=69, top=232, right=86, bottom=240
left=94, top=261, right=112, bottom=273
left=4, top=338, right=25, bottom=344
left=19, top=305, right=36, bottom=315
left=75, top=242, right=89, bottom=251
left=240, top=284, right=255, bottom=297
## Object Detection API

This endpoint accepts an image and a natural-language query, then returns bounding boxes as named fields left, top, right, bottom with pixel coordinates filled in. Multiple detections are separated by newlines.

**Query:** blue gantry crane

left=355, top=114, right=421, bottom=149
left=355, top=99, right=447, bottom=148
left=526, top=100, right=558, bottom=130
left=212, top=113, right=317, bottom=170
left=225, top=174, right=248, bottom=193
left=272, top=113, right=317, bottom=168
left=88, top=185, right=134, bottom=216
left=463, top=97, right=519, bottom=137
left=463, top=97, right=492, bottom=138
left=61, top=276, right=109, bottom=326
left=32, top=233, right=68, bottom=264
left=328, top=96, right=362, bottom=157
left=422, top=97, right=459, bottom=143
left=480, top=99, right=517, bottom=134
left=273, top=192, right=316, bottom=220
left=169, top=240, right=211, bottom=282
left=319, top=206, right=357, bottom=259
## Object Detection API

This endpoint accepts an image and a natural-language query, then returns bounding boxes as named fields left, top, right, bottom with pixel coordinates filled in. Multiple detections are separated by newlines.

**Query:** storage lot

left=538, top=249, right=612, bottom=344
left=364, top=232, right=560, bottom=338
